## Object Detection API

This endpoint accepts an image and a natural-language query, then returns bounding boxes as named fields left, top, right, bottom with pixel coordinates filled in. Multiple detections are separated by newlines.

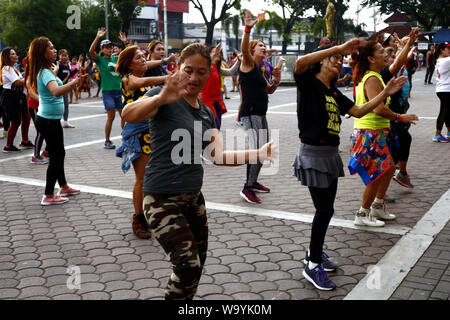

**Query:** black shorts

left=137, top=130, right=151, bottom=155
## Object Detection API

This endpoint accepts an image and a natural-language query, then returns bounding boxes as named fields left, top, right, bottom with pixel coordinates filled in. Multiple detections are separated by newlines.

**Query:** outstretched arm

left=240, top=10, right=257, bottom=73
left=90, top=28, right=106, bottom=62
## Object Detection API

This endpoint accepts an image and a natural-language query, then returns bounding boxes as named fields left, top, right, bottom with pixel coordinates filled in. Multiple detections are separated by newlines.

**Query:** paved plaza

left=0, top=68, right=449, bottom=300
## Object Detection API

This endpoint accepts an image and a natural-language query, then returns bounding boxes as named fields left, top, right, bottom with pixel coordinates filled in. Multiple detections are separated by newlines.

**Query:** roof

left=433, top=28, right=450, bottom=42
left=369, top=25, right=428, bottom=42
left=144, top=0, right=189, bottom=13
left=384, top=11, right=410, bottom=24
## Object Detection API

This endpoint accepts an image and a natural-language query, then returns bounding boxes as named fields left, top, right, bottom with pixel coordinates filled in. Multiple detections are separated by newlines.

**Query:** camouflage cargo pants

left=143, top=192, right=208, bottom=300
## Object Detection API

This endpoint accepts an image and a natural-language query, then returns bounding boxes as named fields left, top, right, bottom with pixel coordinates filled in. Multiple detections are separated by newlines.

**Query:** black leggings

left=308, top=179, right=338, bottom=264
left=436, top=92, right=450, bottom=131
left=425, top=66, right=435, bottom=83
left=35, top=116, right=67, bottom=195
left=29, top=108, right=45, bottom=158
left=391, top=123, right=412, bottom=163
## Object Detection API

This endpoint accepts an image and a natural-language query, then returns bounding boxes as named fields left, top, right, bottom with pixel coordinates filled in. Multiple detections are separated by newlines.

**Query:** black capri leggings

left=308, top=178, right=338, bottom=264
left=391, top=123, right=412, bottom=163
left=35, top=116, right=67, bottom=195
left=436, top=92, right=450, bottom=131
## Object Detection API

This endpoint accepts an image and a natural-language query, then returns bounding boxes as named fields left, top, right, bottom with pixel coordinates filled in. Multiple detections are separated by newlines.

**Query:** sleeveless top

left=238, top=63, right=268, bottom=117
left=354, top=71, right=391, bottom=130
left=122, top=75, right=147, bottom=107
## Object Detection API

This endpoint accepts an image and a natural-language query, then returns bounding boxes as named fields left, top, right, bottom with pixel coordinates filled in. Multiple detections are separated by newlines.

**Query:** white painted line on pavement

left=419, top=116, right=437, bottom=120
left=0, top=136, right=122, bottom=164
left=222, top=103, right=296, bottom=119
left=0, top=174, right=410, bottom=236
left=69, top=114, right=106, bottom=121
left=344, top=188, right=450, bottom=300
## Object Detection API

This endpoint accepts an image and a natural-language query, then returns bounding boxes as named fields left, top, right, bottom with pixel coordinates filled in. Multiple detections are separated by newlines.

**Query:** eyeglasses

left=328, top=55, right=343, bottom=64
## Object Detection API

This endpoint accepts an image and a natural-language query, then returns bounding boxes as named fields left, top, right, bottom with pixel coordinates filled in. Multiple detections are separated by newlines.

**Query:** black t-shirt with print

left=294, top=69, right=354, bottom=146
left=57, top=64, right=71, bottom=84
left=143, top=86, right=217, bottom=194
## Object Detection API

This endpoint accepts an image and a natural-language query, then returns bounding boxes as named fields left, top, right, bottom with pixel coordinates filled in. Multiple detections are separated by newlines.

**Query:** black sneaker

left=303, top=263, right=336, bottom=291
left=3, top=145, right=21, bottom=153
left=19, top=141, right=35, bottom=149
left=303, top=251, right=337, bottom=272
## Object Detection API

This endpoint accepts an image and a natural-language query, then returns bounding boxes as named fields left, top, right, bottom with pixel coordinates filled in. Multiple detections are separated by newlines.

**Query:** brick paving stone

left=53, top=294, right=82, bottom=300
left=237, top=272, right=265, bottom=283
left=203, top=294, right=234, bottom=300
left=267, top=252, right=293, bottom=262
left=0, top=288, right=21, bottom=299
left=219, top=255, right=245, bottom=265
left=430, top=291, right=448, bottom=300
left=100, top=271, right=127, bottom=282
left=132, top=279, right=160, bottom=290
left=18, top=286, right=50, bottom=299
left=121, top=262, right=147, bottom=272
left=410, top=290, right=431, bottom=300
left=211, top=273, right=240, bottom=285
left=138, top=288, right=165, bottom=300
left=197, top=284, right=224, bottom=297
left=222, top=283, right=252, bottom=294
left=249, top=281, right=278, bottom=293
left=435, top=281, right=450, bottom=294
left=243, top=253, right=269, bottom=264
left=17, top=277, right=46, bottom=289
left=274, top=279, right=304, bottom=291
left=227, top=262, right=255, bottom=274
left=204, top=264, right=232, bottom=275
left=105, top=280, right=133, bottom=292
left=231, top=292, right=263, bottom=300
left=265, top=270, right=295, bottom=282
left=288, top=288, right=320, bottom=300
left=46, top=275, right=70, bottom=287
left=91, top=256, right=117, bottom=266
left=110, top=289, right=139, bottom=300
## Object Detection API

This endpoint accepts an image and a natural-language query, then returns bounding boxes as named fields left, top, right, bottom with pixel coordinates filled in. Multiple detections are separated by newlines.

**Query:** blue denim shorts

left=102, top=91, right=123, bottom=110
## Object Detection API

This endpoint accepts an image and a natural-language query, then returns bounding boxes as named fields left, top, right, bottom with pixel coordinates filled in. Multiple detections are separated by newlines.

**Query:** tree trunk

left=205, top=22, right=216, bottom=46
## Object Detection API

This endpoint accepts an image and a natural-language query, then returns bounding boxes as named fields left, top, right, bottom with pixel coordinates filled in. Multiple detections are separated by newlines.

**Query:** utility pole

left=105, top=0, right=109, bottom=39
left=163, top=0, right=168, bottom=53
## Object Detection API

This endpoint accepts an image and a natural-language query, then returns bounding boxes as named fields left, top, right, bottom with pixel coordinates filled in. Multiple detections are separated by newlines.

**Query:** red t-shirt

left=200, top=64, right=227, bottom=118
left=24, top=83, right=39, bottom=109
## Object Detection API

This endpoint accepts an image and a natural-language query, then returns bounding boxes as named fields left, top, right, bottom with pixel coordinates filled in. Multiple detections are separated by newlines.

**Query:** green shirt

left=95, top=55, right=121, bottom=92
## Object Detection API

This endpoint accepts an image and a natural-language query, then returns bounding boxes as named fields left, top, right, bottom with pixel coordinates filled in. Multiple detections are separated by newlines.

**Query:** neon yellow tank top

left=354, top=70, right=391, bottom=129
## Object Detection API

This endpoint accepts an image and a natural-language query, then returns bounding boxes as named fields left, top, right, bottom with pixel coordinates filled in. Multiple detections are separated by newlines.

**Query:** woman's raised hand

left=338, top=38, right=366, bottom=56
left=243, top=10, right=257, bottom=27
left=159, top=71, right=191, bottom=104
left=384, top=74, right=408, bottom=96
left=96, top=27, right=106, bottom=39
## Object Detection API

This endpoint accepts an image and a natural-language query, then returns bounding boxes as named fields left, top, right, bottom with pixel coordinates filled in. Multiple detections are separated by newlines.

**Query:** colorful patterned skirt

left=348, top=128, right=394, bottom=186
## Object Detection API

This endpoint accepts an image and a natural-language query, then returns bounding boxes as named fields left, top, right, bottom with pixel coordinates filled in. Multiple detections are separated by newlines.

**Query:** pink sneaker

left=41, top=195, right=69, bottom=206
left=58, top=187, right=80, bottom=197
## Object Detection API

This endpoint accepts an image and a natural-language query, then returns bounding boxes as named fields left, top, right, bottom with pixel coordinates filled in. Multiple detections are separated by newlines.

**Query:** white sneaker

left=370, top=203, right=396, bottom=220
left=354, top=211, right=385, bottom=227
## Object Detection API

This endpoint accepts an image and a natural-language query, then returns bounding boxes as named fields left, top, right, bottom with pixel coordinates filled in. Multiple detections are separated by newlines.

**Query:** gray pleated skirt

left=292, top=143, right=345, bottom=188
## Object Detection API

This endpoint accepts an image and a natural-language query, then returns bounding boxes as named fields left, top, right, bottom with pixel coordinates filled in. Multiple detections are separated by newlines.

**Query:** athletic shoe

left=383, top=194, right=396, bottom=203
left=31, top=156, right=48, bottom=165
left=303, top=264, right=336, bottom=291
left=104, top=140, right=116, bottom=149
left=432, top=135, right=449, bottom=143
left=132, top=213, right=152, bottom=239
left=41, top=195, right=69, bottom=206
left=354, top=210, right=385, bottom=227
left=304, top=251, right=337, bottom=272
left=57, top=187, right=80, bottom=197
left=19, top=141, right=35, bottom=149
left=41, top=150, right=49, bottom=158
left=370, top=202, right=396, bottom=221
left=240, top=187, right=261, bottom=204
left=3, top=145, right=21, bottom=153
left=393, top=172, right=414, bottom=189
left=62, top=122, right=75, bottom=128
left=252, top=182, right=270, bottom=193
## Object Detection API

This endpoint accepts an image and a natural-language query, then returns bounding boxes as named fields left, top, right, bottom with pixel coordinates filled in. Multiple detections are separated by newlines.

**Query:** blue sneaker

left=303, top=264, right=336, bottom=291
left=104, top=140, right=116, bottom=149
left=303, top=251, right=337, bottom=272
left=432, top=135, right=449, bottom=143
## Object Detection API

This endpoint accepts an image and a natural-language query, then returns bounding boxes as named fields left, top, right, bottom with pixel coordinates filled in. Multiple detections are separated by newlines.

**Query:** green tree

left=263, top=0, right=316, bottom=54
left=361, top=0, right=450, bottom=30
left=223, top=13, right=241, bottom=50
left=110, top=0, right=145, bottom=34
left=190, top=0, right=241, bottom=45
left=255, top=11, right=284, bottom=48
left=0, top=0, right=122, bottom=57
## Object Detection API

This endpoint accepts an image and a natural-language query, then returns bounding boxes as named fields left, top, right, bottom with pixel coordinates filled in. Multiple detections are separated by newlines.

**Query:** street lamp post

left=163, top=0, right=168, bottom=53
left=105, top=0, right=109, bottom=40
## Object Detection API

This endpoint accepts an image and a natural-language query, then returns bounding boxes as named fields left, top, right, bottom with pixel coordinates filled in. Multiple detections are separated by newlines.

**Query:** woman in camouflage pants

left=122, top=43, right=276, bottom=300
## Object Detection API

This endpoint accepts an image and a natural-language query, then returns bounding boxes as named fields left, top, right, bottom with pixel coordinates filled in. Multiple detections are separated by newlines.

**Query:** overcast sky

left=183, top=0, right=389, bottom=33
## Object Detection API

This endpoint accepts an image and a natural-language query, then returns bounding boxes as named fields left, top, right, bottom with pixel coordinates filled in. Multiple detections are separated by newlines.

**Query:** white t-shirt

left=436, top=56, right=450, bottom=93
left=1, top=66, right=22, bottom=89
left=343, top=55, right=350, bottom=68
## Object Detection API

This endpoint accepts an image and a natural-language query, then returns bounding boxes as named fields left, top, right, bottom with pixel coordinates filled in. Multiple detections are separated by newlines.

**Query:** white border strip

left=0, top=174, right=410, bottom=236
left=344, top=188, right=450, bottom=300
left=0, top=136, right=122, bottom=164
